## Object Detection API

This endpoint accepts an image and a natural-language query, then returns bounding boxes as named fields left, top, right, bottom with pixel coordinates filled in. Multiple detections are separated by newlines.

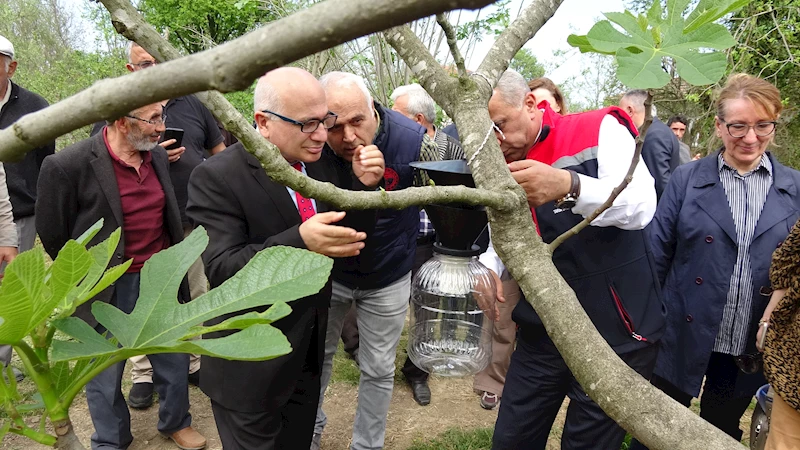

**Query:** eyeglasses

left=261, top=109, right=337, bottom=133
left=131, top=60, right=157, bottom=69
left=126, top=113, right=167, bottom=126
left=722, top=121, right=777, bottom=138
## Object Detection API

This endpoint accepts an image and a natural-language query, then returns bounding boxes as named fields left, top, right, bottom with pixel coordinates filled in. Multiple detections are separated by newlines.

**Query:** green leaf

left=34, top=241, right=93, bottom=330
left=604, top=12, right=654, bottom=48
left=61, top=228, right=125, bottom=314
left=646, top=0, right=663, bottom=25
left=666, top=0, right=692, bottom=27
left=667, top=49, right=728, bottom=85
left=0, top=420, right=10, bottom=445
left=74, top=219, right=104, bottom=247
left=0, top=250, right=46, bottom=343
left=51, top=317, right=119, bottom=359
left=586, top=20, right=646, bottom=54
left=15, top=393, right=45, bottom=413
left=567, top=34, right=609, bottom=54
left=52, top=228, right=332, bottom=363
left=684, top=0, right=750, bottom=33
left=616, top=47, right=672, bottom=88
left=188, top=301, right=292, bottom=337
left=663, top=23, right=736, bottom=51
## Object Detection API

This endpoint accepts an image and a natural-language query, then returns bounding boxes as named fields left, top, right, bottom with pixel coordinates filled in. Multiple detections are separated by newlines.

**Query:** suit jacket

left=186, top=142, right=373, bottom=412
left=35, top=132, right=187, bottom=328
left=642, top=118, right=681, bottom=200
left=648, top=151, right=800, bottom=398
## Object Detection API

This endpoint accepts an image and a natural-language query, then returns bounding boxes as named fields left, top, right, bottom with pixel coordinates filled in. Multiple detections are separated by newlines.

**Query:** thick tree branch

left=383, top=25, right=460, bottom=115
left=436, top=14, right=467, bottom=78
left=476, top=0, right=565, bottom=84
left=96, top=0, right=519, bottom=212
left=0, top=0, right=495, bottom=162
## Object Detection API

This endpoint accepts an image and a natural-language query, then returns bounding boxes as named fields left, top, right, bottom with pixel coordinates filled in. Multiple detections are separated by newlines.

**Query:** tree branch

left=0, top=0, right=496, bottom=162
left=383, top=25, right=460, bottom=115
left=436, top=13, right=467, bottom=78
left=476, top=0, right=565, bottom=84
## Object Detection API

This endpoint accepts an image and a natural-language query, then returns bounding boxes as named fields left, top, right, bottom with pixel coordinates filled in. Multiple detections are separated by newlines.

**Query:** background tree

left=0, top=0, right=755, bottom=448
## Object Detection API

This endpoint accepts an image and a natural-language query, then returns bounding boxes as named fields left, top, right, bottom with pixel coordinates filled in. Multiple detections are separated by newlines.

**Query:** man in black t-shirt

left=91, top=41, right=225, bottom=409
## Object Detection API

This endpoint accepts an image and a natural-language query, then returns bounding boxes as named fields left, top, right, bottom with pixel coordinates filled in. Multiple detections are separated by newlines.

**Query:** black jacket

left=0, top=82, right=55, bottom=218
left=35, top=133, right=187, bottom=327
left=186, top=142, right=374, bottom=412
left=642, top=118, right=681, bottom=201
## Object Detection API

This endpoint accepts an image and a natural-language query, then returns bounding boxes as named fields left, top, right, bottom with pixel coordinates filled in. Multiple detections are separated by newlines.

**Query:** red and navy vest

left=514, top=104, right=666, bottom=353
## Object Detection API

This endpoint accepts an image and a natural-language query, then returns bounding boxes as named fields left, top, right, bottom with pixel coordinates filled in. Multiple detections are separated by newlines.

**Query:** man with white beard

left=36, top=103, right=206, bottom=450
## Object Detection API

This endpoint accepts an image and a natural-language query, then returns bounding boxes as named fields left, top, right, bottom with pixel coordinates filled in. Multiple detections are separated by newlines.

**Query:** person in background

left=635, top=74, right=800, bottom=448
left=760, top=218, right=800, bottom=450
left=0, top=34, right=54, bottom=383
left=527, top=77, right=568, bottom=114
left=91, top=41, right=226, bottom=409
left=620, top=90, right=681, bottom=201
left=667, top=115, right=692, bottom=165
left=36, top=103, right=204, bottom=450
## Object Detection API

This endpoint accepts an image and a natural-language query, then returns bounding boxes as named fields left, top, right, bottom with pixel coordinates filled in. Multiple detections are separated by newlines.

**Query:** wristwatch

left=555, top=170, right=581, bottom=210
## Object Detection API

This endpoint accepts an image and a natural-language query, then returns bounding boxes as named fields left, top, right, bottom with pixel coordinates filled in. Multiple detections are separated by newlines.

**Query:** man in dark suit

left=620, top=90, right=681, bottom=200
left=35, top=103, right=205, bottom=450
left=186, top=67, right=384, bottom=450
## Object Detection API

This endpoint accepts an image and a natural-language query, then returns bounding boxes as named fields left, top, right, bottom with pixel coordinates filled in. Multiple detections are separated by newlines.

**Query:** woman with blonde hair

left=632, top=73, right=800, bottom=449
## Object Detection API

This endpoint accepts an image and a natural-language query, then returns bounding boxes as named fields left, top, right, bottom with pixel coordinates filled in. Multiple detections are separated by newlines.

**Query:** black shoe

left=2, top=367, right=24, bottom=383
left=128, top=382, right=154, bottom=409
left=188, top=370, right=200, bottom=387
left=410, top=380, right=431, bottom=406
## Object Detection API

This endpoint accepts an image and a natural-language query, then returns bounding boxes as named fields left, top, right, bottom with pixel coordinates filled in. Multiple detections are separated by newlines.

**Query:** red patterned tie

left=291, top=163, right=316, bottom=222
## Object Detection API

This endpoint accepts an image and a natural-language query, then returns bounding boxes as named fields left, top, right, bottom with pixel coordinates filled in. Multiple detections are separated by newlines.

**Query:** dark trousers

left=85, top=273, right=191, bottom=450
left=492, top=327, right=658, bottom=450
left=630, top=352, right=753, bottom=450
left=212, top=316, right=322, bottom=450
left=401, top=240, right=435, bottom=383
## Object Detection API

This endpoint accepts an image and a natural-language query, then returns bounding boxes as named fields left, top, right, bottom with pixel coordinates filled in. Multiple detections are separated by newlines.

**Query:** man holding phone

left=90, top=41, right=226, bottom=409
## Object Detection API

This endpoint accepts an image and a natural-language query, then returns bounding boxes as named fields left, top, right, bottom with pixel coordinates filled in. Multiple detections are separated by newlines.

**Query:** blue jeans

left=85, top=273, right=191, bottom=449
left=315, top=273, right=410, bottom=450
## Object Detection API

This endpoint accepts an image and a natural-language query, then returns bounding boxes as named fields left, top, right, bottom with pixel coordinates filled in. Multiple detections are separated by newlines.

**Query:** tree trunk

left=54, top=420, right=85, bottom=450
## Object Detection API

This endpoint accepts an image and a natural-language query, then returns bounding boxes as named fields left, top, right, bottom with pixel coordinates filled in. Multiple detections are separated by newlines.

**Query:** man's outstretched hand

left=299, top=211, right=367, bottom=257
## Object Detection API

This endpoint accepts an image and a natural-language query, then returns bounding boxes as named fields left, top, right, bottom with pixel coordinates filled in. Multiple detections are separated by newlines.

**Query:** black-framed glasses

left=261, top=109, right=337, bottom=133
left=126, top=113, right=167, bottom=126
left=722, top=121, right=777, bottom=138
left=131, top=60, right=157, bottom=69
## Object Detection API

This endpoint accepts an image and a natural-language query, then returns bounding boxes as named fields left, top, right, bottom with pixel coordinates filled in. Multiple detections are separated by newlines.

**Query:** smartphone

left=162, top=127, right=184, bottom=150
left=756, top=321, right=769, bottom=352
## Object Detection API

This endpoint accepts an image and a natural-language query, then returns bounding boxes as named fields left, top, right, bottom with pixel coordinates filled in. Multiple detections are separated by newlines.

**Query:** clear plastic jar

left=407, top=246, right=496, bottom=376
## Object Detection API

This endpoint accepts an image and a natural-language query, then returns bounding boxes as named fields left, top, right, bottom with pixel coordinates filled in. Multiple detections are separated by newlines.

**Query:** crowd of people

left=1, top=31, right=799, bottom=450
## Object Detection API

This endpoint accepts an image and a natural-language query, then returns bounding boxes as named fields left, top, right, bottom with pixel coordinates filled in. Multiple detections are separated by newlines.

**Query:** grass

left=406, top=427, right=494, bottom=450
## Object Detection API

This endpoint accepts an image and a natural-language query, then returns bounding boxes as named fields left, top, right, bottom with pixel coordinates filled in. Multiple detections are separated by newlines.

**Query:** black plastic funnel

left=410, top=161, right=488, bottom=253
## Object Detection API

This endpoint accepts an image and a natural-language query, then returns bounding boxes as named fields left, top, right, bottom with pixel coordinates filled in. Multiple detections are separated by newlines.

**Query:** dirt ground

left=1, top=360, right=752, bottom=450
left=1, top=365, right=573, bottom=450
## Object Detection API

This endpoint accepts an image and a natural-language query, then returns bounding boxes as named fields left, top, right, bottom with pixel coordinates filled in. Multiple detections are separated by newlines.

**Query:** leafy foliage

left=568, top=0, right=745, bottom=88
left=509, top=49, right=545, bottom=82
left=0, top=222, right=332, bottom=446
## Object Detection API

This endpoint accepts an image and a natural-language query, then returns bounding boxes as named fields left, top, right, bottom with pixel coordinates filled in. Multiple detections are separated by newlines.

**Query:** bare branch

left=383, top=25, right=459, bottom=115
left=0, top=0, right=495, bottom=161
left=477, top=0, right=565, bottom=85
left=436, top=13, right=467, bottom=77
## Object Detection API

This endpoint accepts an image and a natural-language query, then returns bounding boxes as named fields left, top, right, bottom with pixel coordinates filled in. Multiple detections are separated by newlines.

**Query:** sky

left=61, top=0, right=627, bottom=87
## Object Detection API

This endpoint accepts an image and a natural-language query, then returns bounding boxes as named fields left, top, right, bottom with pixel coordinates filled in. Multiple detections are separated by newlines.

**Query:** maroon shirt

left=103, top=127, right=170, bottom=272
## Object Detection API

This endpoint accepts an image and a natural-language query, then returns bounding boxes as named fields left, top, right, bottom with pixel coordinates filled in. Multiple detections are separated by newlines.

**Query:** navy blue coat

left=648, top=151, right=800, bottom=398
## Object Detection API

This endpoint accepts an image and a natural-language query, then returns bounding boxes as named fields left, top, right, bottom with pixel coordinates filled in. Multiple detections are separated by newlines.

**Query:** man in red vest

left=482, top=70, right=665, bottom=450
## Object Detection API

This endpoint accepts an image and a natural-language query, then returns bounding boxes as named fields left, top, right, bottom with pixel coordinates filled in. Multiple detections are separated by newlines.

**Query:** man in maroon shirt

left=36, top=103, right=205, bottom=450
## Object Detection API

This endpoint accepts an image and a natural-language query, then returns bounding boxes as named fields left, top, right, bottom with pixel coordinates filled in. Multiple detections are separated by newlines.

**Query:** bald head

left=254, top=67, right=330, bottom=164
